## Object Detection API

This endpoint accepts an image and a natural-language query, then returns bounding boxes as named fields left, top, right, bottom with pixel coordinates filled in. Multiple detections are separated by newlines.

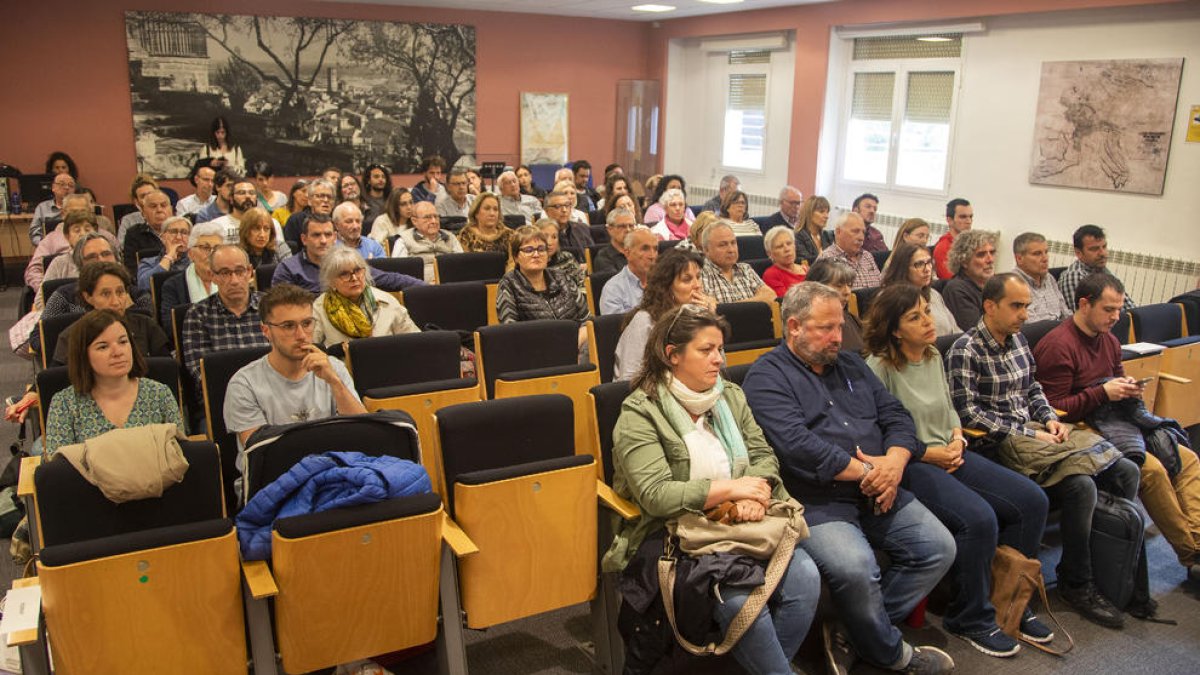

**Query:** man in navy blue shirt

left=743, top=282, right=956, bottom=675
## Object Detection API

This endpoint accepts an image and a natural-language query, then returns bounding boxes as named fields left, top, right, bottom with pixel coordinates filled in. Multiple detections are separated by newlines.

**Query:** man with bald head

left=816, top=213, right=882, bottom=289
left=755, top=185, right=805, bottom=234
left=701, top=220, right=775, bottom=304
left=333, top=202, right=385, bottom=259
left=496, top=170, right=540, bottom=223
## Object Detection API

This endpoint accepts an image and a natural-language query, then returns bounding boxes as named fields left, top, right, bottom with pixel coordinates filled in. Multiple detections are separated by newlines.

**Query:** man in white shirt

left=176, top=162, right=216, bottom=217
left=599, top=227, right=658, bottom=315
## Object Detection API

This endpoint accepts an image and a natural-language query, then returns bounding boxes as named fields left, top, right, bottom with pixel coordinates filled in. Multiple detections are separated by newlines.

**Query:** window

left=840, top=35, right=961, bottom=192
left=722, top=50, right=770, bottom=171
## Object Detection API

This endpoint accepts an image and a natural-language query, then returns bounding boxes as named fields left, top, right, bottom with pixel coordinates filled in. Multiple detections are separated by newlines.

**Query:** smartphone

left=1136, top=377, right=1153, bottom=387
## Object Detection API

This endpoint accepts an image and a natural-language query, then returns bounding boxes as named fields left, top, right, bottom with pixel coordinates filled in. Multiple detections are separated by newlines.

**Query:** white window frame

left=720, top=61, right=771, bottom=175
left=836, top=54, right=962, bottom=197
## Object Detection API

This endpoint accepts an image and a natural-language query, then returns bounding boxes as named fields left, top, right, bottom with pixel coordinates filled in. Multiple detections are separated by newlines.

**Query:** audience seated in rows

left=516, top=164, right=545, bottom=200
left=458, top=192, right=514, bottom=255
left=614, top=248, right=713, bottom=381
left=743, top=283, right=957, bottom=674
left=52, top=262, right=171, bottom=368
left=26, top=205, right=115, bottom=294
left=1059, top=224, right=1136, bottom=311
left=699, top=174, right=739, bottom=214
left=946, top=273, right=1143, bottom=628
left=758, top=186, right=804, bottom=235
left=115, top=174, right=159, bottom=245
left=643, top=174, right=695, bottom=226
left=253, top=161, right=288, bottom=213
left=394, top=202, right=463, bottom=281
left=283, top=178, right=336, bottom=252
left=410, top=155, right=447, bottom=204
left=337, top=173, right=377, bottom=230
left=599, top=227, right=658, bottom=316
left=276, top=214, right=424, bottom=293
left=1011, top=232, right=1071, bottom=323
left=333, top=201, right=385, bottom=260
left=792, top=194, right=831, bottom=265
left=592, top=208, right=636, bottom=275
left=36, top=232, right=117, bottom=310
left=44, top=309, right=181, bottom=456
left=240, top=206, right=291, bottom=268
left=880, top=243, right=959, bottom=336
left=193, top=170, right=234, bottom=225
left=495, top=170, right=540, bottom=224
left=435, top=167, right=475, bottom=220
left=369, top=186, right=413, bottom=245
left=648, top=188, right=693, bottom=242
left=719, top=189, right=760, bottom=236
left=762, top=225, right=807, bottom=297
left=121, top=189, right=174, bottom=274
left=864, top=283, right=1050, bottom=657
left=941, top=229, right=997, bottom=331
left=29, top=172, right=80, bottom=246
left=570, top=160, right=599, bottom=212
left=542, top=188, right=594, bottom=250
left=699, top=221, right=774, bottom=305
left=537, top=219, right=587, bottom=290
left=136, top=215, right=194, bottom=290
left=360, top=163, right=391, bottom=217
left=312, top=247, right=419, bottom=347
left=271, top=179, right=309, bottom=229
left=933, top=199, right=973, bottom=281
left=816, top=213, right=881, bottom=290
left=1034, top=273, right=1200, bottom=582
left=595, top=171, right=633, bottom=212
left=604, top=190, right=643, bottom=227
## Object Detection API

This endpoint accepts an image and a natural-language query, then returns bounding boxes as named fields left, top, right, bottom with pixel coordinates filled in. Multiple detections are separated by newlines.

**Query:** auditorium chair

left=346, top=331, right=481, bottom=495
left=36, top=312, right=84, bottom=369
left=368, top=255, right=424, bottom=280
left=150, top=269, right=183, bottom=327
left=35, top=357, right=182, bottom=439
left=401, top=281, right=490, bottom=334
left=434, top=251, right=506, bottom=284
left=200, top=345, right=272, bottom=512
left=736, top=234, right=767, bottom=261
left=254, top=264, right=276, bottom=292
left=591, top=313, right=626, bottom=383
left=587, top=270, right=618, bottom=315
left=1129, top=303, right=1200, bottom=426
left=717, top=302, right=779, bottom=366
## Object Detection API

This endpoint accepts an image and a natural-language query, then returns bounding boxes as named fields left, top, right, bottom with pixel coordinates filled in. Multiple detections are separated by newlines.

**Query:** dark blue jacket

left=742, top=343, right=922, bottom=525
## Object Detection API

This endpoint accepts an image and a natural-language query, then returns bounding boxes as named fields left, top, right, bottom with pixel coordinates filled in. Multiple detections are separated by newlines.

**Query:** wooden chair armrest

left=241, top=560, right=278, bottom=599
left=1053, top=408, right=1068, bottom=418
left=1158, top=372, right=1192, bottom=384
left=17, top=456, right=42, bottom=498
left=597, top=481, right=640, bottom=521
left=441, top=513, right=478, bottom=557
left=963, top=428, right=987, bottom=439
left=186, top=433, right=209, bottom=441
left=5, top=577, right=42, bottom=647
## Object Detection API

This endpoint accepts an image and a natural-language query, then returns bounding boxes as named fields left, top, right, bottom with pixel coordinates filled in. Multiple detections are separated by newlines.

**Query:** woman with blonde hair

left=458, top=192, right=514, bottom=256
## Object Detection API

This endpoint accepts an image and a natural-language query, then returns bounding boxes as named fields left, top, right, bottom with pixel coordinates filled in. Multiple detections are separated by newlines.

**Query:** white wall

left=824, top=3, right=1200, bottom=270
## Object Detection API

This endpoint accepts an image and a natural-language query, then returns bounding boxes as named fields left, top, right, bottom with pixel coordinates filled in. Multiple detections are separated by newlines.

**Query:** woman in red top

left=761, top=225, right=806, bottom=297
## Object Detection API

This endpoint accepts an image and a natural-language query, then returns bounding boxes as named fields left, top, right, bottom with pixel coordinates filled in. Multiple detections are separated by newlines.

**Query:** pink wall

left=649, top=0, right=1184, bottom=196
left=0, top=0, right=649, bottom=211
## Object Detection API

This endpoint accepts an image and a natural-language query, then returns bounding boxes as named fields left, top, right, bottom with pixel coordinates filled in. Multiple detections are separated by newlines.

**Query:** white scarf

left=667, top=374, right=722, bottom=417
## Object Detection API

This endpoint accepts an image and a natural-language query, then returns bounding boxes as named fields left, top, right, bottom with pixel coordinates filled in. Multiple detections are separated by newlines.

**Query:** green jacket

left=601, top=382, right=790, bottom=573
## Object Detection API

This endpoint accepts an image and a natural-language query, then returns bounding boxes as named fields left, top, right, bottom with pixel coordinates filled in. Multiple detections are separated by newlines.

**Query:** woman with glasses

left=50, top=263, right=171, bottom=367
left=156, top=221, right=225, bottom=326
left=614, top=248, right=715, bottom=381
left=496, top=225, right=590, bottom=347
left=312, top=248, right=418, bottom=348
left=719, top=189, right=760, bottom=236
left=239, top=207, right=290, bottom=268
left=880, top=242, right=959, bottom=336
left=135, top=216, right=194, bottom=290
left=458, top=193, right=514, bottom=257
left=642, top=174, right=694, bottom=226
left=369, top=187, right=414, bottom=248
left=793, top=196, right=832, bottom=268
left=605, top=305, right=820, bottom=675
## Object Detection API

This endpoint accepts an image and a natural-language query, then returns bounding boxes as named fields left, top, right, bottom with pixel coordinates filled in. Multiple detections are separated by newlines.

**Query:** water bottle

left=0, top=180, right=8, bottom=215
left=10, top=190, right=20, bottom=215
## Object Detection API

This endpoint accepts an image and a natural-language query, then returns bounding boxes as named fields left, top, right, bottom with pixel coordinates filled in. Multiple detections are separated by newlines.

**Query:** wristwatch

left=858, top=460, right=874, bottom=482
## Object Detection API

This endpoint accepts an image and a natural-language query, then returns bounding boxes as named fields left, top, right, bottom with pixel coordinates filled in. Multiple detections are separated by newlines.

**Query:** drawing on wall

left=520, top=93, right=569, bottom=166
left=1029, top=58, right=1183, bottom=195
left=124, top=11, right=476, bottom=178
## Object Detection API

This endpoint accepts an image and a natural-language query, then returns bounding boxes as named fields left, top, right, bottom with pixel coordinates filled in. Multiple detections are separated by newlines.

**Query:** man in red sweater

left=933, top=198, right=973, bottom=280
left=1034, top=272, right=1200, bottom=581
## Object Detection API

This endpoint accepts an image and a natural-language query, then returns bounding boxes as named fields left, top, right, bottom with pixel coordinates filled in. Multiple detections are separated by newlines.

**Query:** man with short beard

left=942, top=230, right=998, bottom=330
left=194, top=170, right=236, bottom=224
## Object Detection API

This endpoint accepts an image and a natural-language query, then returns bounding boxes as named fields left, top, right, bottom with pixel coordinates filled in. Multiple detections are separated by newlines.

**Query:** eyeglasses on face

left=264, top=317, right=317, bottom=333
left=214, top=266, right=252, bottom=279
left=519, top=245, right=548, bottom=256
left=164, top=228, right=190, bottom=237
left=310, top=193, right=334, bottom=201
left=911, top=259, right=933, bottom=269
left=337, top=267, right=367, bottom=281
left=82, top=250, right=116, bottom=262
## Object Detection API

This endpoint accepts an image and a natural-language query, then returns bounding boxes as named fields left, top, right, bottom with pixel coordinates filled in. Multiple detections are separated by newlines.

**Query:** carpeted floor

left=0, top=285, right=1197, bottom=674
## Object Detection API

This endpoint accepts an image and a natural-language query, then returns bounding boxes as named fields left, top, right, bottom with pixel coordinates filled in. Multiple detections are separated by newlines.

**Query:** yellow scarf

left=324, top=288, right=377, bottom=339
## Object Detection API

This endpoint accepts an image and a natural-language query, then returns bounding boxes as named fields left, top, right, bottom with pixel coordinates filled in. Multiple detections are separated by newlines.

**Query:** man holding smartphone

left=1035, top=272, right=1200, bottom=582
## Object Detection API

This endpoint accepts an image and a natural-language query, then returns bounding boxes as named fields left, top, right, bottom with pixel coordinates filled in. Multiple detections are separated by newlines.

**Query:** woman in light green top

left=862, top=284, right=1050, bottom=655
left=606, top=306, right=819, bottom=675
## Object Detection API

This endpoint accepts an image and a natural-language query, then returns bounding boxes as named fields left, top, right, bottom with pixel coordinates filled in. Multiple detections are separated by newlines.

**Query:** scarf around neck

left=324, top=287, right=378, bottom=339
left=658, top=376, right=749, bottom=478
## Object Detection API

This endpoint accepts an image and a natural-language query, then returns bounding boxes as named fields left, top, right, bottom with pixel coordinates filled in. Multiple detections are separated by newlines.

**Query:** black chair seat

left=369, top=256, right=424, bottom=279
left=592, top=314, right=625, bottom=383
left=363, top=377, right=478, bottom=401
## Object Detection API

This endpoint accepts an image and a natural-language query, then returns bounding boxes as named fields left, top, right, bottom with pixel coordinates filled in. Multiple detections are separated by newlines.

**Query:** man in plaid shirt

left=816, top=213, right=882, bottom=289
left=947, top=272, right=1144, bottom=629
left=182, top=245, right=269, bottom=394
left=699, top=221, right=775, bottom=304
left=1057, top=224, right=1135, bottom=312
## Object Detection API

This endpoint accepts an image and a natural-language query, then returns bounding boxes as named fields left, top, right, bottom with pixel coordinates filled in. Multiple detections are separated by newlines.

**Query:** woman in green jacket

left=603, top=305, right=820, bottom=675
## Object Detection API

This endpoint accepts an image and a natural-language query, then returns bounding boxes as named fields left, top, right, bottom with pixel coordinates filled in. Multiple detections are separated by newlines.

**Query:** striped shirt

left=946, top=320, right=1057, bottom=440
left=816, top=242, right=882, bottom=289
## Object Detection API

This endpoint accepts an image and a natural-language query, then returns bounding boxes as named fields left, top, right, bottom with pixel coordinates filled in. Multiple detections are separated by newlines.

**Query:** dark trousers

left=1045, top=458, right=1141, bottom=587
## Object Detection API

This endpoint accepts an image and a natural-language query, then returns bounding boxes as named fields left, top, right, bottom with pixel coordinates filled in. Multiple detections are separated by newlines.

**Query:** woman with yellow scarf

left=312, top=247, right=419, bottom=348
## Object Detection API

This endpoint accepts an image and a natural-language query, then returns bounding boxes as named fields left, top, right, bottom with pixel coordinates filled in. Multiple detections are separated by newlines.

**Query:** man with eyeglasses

left=183, top=244, right=270, bottom=398
left=121, top=189, right=175, bottom=275
left=435, top=167, right=475, bottom=219
left=213, top=177, right=291, bottom=258
left=541, top=189, right=594, bottom=251
left=30, top=173, right=78, bottom=246
left=756, top=186, right=805, bottom=234
left=275, top=213, right=425, bottom=292
left=34, top=229, right=118, bottom=310
left=333, top=202, right=385, bottom=260
left=396, top=201, right=464, bottom=282
left=283, top=178, right=337, bottom=253
left=135, top=216, right=195, bottom=289
left=156, top=222, right=226, bottom=326
left=194, top=170, right=237, bottom=224
left=224, top=283, right=365, bottom=478
left=592, top=208, right=637, bottom=275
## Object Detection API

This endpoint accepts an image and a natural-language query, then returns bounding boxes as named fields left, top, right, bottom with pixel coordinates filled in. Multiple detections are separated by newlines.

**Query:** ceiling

left=320, top=0, right=835, bottom=22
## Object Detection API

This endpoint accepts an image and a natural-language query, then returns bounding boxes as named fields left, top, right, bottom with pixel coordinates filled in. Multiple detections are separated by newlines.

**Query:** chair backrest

left=243, top=412, right=421, bottom=500
left=159, top=186, right=180, bottom=208
left=561, top=246, right=586, bottom=264
left=1130, top=303, right=1185, bottom=344
left=750, top=215, right=772, bottom=234
left=369, top=256, right=424, bottom=279
left=435, top=251, right=507, bottom=283
left=41, top=276, right=77, bottom=306
left=112, top=203, right=137, bottom=223
left=936, top=332, right=963, bottom=357
left=346, top=331, right=464, bottom=396
left=736, top=235, right=766, bottom=261
left=589, top=209, right=606, bottom=225
left=589, top=224, right=610, bottom=244
left=35, top=439, right=226, bottom=547
left=589, top=271, right=618, bottom=314
left=440, top=216, right=467, bottom=232
left=872, top=249, right=890, bottom=271
left=746, top=258, right=771, bottom=278
left=657, top=239, right=682, bottom=254
left=1020, top=318, right=1062, bottom=352
left=255, top=263, right=277, bottom=291
left=1112, top=312, right=1132, bottom=344
left=36, top=357, right=181, bottom=436
left=475, top=320, right=582, bottom=398
left=170, top=303, right=191, bottom=359
left=38, top=311, right=85, bottom=367
left=503, top=214, right=526, bottom=229
left=436, top=394, right=576, bottom=515
left=42, top=251, right=63, bottom=271
left=18, top=286, right=34, bottom=317
left=1170, top=291, right=1200, bottom=336
left=592, top=314, right=626, bottom=383
left=853, top=286, right=882, bottom=319
left=200, top=345, right=271, bottom=508
left=716, top=302, right=775, bottom=347
left=135, top=247, right=161, bottom=265
left=932, top=278, right=948, bottom=294
left=402, top=281, right=489, bottom=333
left=151, top=269, right=184, bottom=326
left=1049, top=266, right=1067, bottom=281
left=589, top=382, right=631, bottom=484
left=723, top=363, right=753, bottom=387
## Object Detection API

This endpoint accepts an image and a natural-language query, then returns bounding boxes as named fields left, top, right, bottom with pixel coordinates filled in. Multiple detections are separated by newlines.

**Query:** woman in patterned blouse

left=458, top=193, right=514, bottom=258
left=44, top=309, right=181, bottom=455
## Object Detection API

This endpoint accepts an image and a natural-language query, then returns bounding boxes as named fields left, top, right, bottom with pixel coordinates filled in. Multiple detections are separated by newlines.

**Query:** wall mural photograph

left=124, top=11, right=477, bottom=178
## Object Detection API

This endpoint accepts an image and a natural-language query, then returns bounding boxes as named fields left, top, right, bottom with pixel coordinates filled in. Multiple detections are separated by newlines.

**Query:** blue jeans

left=800, top=499, right=955, bottom=669
left=903, top=456, right=1048, bottom=636
left=713, top=545, right=821, bottom=675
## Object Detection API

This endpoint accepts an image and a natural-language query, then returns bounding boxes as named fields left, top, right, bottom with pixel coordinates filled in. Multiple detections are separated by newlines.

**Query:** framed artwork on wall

left=520, top=92, right=569, bottom=165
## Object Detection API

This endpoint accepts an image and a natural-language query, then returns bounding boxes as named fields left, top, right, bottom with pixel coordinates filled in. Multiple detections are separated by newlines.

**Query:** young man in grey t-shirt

left=224, top=284, right=366, bottom=475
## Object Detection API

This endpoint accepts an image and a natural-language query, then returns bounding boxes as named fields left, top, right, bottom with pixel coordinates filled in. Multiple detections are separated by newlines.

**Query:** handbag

left=657, top=498, right=807, bottom=656
left=990, top=544, right=1073, bottom=655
